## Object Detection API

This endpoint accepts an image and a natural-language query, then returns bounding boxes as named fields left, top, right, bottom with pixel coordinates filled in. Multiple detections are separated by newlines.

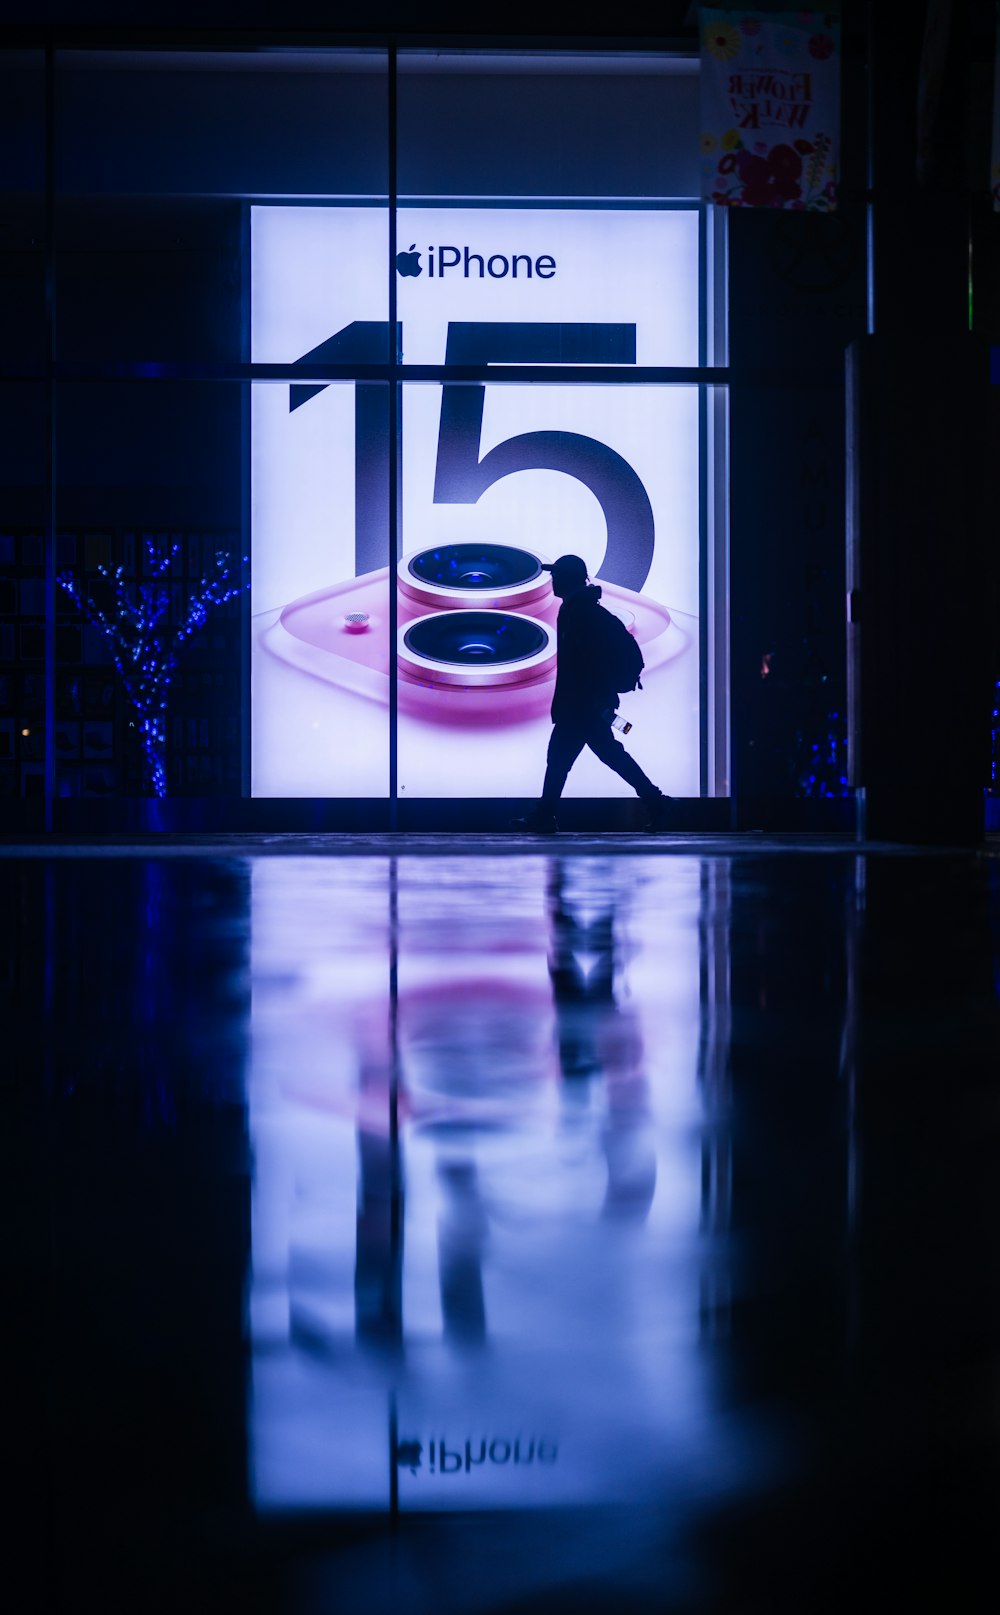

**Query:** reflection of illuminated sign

left=251, top=205, right=701, bottom=799
left=397, top=1436, right=559, bottom=1476
left=247, top=856, right=714, bottom=1514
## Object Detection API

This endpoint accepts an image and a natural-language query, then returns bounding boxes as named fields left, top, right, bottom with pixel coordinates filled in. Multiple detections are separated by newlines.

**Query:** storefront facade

left=1, top=13, right=993, bottom=835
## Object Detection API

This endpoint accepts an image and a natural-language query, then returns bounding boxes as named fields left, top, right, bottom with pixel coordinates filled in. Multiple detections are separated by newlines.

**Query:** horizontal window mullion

left=41, top=360, right=849, bottom=388
left=397, top=365, right=724, bottom=385
left=45, top=360, right=732, bottom=385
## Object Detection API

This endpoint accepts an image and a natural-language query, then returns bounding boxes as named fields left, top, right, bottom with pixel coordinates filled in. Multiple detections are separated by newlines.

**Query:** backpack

left=599, top=607, right=645, bottom=694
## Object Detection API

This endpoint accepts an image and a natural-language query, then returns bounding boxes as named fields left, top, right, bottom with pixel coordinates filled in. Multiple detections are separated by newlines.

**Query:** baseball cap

left=542, top=554, right=589, bottom=585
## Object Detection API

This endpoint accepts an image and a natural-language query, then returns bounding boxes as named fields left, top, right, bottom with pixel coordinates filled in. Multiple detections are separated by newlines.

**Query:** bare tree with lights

left=58, top=536, right=247, bottom=799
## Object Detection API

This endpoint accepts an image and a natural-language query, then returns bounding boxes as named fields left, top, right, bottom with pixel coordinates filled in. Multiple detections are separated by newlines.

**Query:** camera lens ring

left=398, top=610, right=557, bottom=688
left=398, top=543, right=552, bottom=611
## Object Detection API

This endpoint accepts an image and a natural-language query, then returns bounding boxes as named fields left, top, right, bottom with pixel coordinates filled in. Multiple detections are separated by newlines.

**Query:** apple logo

left=395, top=243, right=422, bottom=277
left=395, top=1439, right=422, bottom=1473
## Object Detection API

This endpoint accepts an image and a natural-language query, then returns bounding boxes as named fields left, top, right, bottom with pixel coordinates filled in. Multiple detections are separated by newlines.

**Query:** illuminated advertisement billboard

left=251, top=204, right=701, bottom=798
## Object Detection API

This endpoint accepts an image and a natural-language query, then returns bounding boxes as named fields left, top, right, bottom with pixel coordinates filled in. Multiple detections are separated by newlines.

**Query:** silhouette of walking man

left=512, top=555, right=669, bottom=833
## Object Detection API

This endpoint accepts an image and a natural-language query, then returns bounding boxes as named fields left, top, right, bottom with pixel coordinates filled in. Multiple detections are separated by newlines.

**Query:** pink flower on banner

left=735, top=151, right=772, bottom=206
left=809, top=33, right=835, bottom=59
left=768, top=143, right=804, bottom=199
left=736, top=143, right=803, bottom=207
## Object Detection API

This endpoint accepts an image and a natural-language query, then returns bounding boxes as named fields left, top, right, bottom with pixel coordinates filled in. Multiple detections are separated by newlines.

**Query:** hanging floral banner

left=700, top=9, right=841, bottom=211
left=992, top=2, right=1000, bottom=209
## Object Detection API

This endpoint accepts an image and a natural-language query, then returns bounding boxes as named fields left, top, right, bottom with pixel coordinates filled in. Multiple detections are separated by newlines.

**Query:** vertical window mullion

left=388, top=44, right=399, bottom=827
left=44, top=44, right=56, bottom=833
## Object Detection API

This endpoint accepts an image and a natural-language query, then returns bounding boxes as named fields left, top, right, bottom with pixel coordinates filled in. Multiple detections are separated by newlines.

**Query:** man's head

left=544, top=554, right=589, bottom=600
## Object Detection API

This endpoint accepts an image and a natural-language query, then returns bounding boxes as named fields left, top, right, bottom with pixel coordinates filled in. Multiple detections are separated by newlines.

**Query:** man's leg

left=511, top=724, right=588, bottom=832
left=541, top=723, right=588, bottom=804
left=585, top=719, right=662, bottom=801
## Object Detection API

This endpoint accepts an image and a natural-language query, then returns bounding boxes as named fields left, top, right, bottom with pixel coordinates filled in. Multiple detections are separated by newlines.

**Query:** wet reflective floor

left=5, top=841, right=1000, bottom=1613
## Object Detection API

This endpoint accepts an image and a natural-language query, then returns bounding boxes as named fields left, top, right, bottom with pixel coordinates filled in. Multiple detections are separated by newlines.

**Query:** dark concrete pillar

left=847, top=4, right=993, bottom=843
left=727, top=39, right=868, bottom=827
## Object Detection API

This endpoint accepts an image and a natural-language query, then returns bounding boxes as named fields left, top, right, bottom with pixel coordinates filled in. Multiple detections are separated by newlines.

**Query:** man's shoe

left=640, top=792, right=672, bottom=832
left=510, top=809, right=559, bottom=834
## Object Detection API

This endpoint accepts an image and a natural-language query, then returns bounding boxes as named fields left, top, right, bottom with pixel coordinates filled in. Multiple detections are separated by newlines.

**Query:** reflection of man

left=436, top=1158, right=487, bottom=1345
left=512, top=554, right=670, bottom=834
left=546, top=861, right=657, bottom=1221
left=354, top=1034, right=403, bottom=1349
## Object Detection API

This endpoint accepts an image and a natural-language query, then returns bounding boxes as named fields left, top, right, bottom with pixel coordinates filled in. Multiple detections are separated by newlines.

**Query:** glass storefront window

left=0, top=51, right=45, bottom=369
left=391, top=52, right=711, bottom=800
left=0, top=384, right=46, bottom=808
left=4, top=43, right=728, bottom=814
left=248, top=50, right=723, bottom=803
left=396, top=50, right=700, bottom=203
left=251, top=373, right=392, bottom=801
left=55, top=50, right=389, bottom=366
left=56, top=381, right=244, bottom=799
left=397, top=381, right=701, bottom=799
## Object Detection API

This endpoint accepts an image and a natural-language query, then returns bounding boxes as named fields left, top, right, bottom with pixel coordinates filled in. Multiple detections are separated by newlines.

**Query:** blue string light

left=58, top=537, right=249, bottom=799
left=796, top=709, right=849, bottom=799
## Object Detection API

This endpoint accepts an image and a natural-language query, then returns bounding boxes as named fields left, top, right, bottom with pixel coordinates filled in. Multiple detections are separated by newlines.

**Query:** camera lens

left=408, top=612, right=546, bottom=662
left=411, top=544, right=540, bottom=589
left=398, top=610, right=556, bottom=688
left=398, top=543, right=552, bottom=611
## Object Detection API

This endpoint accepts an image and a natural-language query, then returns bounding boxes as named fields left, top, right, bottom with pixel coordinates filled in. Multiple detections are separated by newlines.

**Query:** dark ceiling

left=5, top=2, right=703, bottom=44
